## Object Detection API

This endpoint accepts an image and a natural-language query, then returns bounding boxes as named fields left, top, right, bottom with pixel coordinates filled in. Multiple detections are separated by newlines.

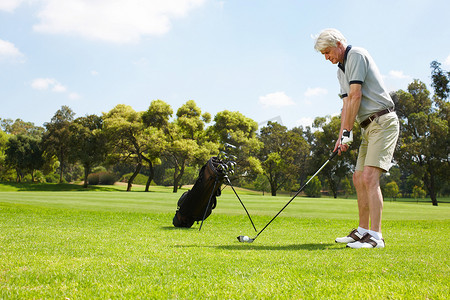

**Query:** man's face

left=320, top=43, right=345, bottom=64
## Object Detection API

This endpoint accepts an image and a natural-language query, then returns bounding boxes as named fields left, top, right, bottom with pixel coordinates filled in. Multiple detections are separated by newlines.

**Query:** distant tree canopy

left=0, top=61, right=448, bottom=204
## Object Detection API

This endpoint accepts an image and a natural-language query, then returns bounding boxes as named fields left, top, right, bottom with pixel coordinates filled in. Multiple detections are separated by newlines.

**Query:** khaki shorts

left=356, top=112, right=399, bottom=172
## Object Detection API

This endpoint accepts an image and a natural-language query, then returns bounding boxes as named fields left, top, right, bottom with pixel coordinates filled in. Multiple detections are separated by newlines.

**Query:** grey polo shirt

left=337, top=46, right=394, bottom=123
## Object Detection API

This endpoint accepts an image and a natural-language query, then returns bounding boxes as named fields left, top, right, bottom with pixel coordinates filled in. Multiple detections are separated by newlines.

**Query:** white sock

left=357, top=227, right=369, bottom=235
left=368, top=230, right=382, bottom=240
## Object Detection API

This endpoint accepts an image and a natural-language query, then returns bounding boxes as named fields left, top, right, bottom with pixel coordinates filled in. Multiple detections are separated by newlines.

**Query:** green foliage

left=5, top=134, right=44, bottom=182
left=119, top=173, right=153, bottom=186
left=259, top=121, right=309, bottom=196
left=87, top=172, right=117, bottom=185
left=340, top=177, right=353, bottom=198
left=2, top=61, right=448, bottom=204
left=42, top=105, right=75, bottom=183
left=304, top=175, right=322, bottom=197
left=394, top=75, right=449, bottom=206
left=384, top=181, right=400, bottom=201
left=413, top=185, right=427, bottom=201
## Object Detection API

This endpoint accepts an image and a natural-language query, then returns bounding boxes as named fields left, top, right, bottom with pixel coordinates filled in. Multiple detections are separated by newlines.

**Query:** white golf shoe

left=335, top=228, right=363, bottom=244
left=346, top=233, right=385, bottom=248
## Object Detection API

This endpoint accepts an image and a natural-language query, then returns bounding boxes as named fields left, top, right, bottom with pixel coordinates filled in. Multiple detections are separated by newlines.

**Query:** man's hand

left=341, top=129, right=353, bottom=145
left=334, top=129, right=353, bottom=155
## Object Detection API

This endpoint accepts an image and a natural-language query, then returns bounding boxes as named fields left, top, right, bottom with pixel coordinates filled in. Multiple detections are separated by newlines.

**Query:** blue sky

left=1, top=0, right=449, bottom=129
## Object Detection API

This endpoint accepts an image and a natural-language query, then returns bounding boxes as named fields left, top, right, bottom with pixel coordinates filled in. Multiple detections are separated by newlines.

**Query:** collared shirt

left=337, top=45, right=395, bottom=123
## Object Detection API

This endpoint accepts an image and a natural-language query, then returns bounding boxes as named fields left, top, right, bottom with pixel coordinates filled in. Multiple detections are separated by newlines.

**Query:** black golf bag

left=172, top=157, right=225, bottom=228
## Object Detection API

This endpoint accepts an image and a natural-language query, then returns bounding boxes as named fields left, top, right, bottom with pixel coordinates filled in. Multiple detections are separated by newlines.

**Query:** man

left=314, top=28, right=399, bottom=248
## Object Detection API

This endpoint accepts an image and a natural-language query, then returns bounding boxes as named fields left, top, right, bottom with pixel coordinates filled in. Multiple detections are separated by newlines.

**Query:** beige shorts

left=356, top=112, right=399, bottom=172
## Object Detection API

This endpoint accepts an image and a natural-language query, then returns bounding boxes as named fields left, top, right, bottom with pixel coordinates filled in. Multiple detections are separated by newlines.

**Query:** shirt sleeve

left=346, top=52, right=368, bottom=85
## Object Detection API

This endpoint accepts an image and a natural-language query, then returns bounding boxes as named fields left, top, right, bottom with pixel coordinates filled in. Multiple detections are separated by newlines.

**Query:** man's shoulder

left=348, top=46, right=370, bottom=58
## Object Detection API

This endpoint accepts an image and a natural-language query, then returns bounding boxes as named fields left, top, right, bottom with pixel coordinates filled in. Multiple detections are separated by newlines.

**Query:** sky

left=1, top=0, right=449, bottom=130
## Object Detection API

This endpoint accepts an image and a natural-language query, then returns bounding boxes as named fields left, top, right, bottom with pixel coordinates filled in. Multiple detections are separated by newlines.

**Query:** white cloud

left=31, top=78, right=67, bottom=93
left=444, top=55, right=450, bottom=67
left=32, top=0, right=207, bottom=44
left=388, top=70, right=410, bottom=79
left=304, top=87, right=327, bottom=98
left=0, top=0, right=24, bottom=12
left=259, top=91, right=295, bottom=108
left=0, top=39, right=25, bottom=62
left=91, top=70, right=99, bottom=76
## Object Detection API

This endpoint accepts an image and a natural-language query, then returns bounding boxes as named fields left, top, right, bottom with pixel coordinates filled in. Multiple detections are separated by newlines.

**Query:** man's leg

left=346, top=166, right=385, bottom=248
left=353, top=170, right=370, bottom=230
left=361, top=166, right=383, bottom=232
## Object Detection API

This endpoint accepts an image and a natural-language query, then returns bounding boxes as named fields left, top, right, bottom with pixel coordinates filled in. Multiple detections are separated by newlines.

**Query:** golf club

left=237, top=150, right=339, bottom=243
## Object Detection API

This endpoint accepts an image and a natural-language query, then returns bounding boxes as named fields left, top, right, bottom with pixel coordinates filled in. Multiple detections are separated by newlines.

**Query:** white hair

left=314, top=28, right=347, bottom=52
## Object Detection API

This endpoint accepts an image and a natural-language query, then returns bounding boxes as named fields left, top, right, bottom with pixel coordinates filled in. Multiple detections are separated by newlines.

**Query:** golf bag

left=172, top=157, right=225, bottom=228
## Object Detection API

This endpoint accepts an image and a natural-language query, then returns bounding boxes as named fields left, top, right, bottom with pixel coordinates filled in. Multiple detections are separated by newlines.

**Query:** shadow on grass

left=175, top=243, right=343, bottom=251
left=161, top=226, right=198, bottom=231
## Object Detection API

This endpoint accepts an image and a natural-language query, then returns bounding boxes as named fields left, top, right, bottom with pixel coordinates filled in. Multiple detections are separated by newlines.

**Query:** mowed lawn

left=0, top=184, right=449, bottom=299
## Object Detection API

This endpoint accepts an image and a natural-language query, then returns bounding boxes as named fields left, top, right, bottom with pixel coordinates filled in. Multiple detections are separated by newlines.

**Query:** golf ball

left=243, top=236, right=249, bottom=242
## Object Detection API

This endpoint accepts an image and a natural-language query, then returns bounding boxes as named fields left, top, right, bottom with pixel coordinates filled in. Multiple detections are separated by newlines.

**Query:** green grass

left=1, top=184, right=449, bottom=299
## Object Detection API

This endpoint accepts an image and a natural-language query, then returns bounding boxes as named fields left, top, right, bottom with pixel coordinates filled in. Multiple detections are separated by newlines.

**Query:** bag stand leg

left=225, top=176, right=257, bottom=232
left=199, top=178, right=219, bottom=231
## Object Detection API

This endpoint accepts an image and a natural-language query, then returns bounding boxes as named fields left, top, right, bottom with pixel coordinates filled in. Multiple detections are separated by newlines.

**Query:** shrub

left=88, top=172, right=116, bottom=185
left=304, top=176, right=322, bottom=198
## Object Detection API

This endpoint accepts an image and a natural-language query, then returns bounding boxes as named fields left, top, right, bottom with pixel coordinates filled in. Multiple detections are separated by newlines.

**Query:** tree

left=384, top=181, right=400, bottom=201
left=209, top=110, right=262, bottom=182
left=5, top=135, right=44, bottom=182
left=1, top=118, right=44, bottom=138
left=310, top=115, right=360, bottom=198
left=0, top=129, right=15, bottom=181
left=258, top=122, right=309, bottom=196
left=42, top=106, right=75, bottom=183
left=103, top=104, right=149, bottom=191
left=69, top=115, right=107, bottom=188
left=164, top=100, right=218, bottom=192
left=141, top=100, right=172, bottom=191
left=412, top=185, right=427, bottom=202
left=254, top=174, right=270, bottom=195
left=394, top=77, right=448, bottom=206
left=304, top=176, right=322, bottom=197
left=340, top=176, right=353, bottom=198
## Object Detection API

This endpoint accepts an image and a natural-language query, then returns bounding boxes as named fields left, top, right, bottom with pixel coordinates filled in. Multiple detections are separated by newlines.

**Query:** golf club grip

left=253, top=150, right=338, bottom=240
left=330, top=149, right=339, bottom=160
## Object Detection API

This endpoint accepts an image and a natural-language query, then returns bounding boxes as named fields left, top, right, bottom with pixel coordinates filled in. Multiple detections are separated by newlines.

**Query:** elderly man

left=314, top=28, right=399, bottom=248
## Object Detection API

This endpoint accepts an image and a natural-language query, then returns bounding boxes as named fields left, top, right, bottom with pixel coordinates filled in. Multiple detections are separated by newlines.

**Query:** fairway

left=1, top=186, right=449, bottom=299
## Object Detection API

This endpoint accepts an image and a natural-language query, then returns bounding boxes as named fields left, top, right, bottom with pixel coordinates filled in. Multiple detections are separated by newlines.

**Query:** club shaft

left=252, top=150, right=338, bottom=241
left=226, top=176, right=258, bottom=232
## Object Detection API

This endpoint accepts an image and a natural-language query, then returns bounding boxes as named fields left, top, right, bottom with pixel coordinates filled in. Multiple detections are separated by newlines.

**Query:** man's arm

left=334, top=83, right=362, bottom=154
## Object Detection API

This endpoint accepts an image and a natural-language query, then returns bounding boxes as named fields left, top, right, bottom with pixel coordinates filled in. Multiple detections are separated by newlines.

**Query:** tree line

left=0, top=61, right=448, bottom=205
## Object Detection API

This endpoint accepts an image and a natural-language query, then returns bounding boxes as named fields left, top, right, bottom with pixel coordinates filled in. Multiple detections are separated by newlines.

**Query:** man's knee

left=361, top=167, right=382, bottom=187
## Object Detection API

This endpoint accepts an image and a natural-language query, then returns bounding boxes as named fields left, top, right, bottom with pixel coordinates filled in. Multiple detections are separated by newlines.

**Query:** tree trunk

left=270, top=181, right=277, bottom=196
left=423, top=166, right=438, bottom=206
left=127, top=163, right=142, bottom=192
left=83, top=165, right=90, bottom=188
left=172, top=163, right=185, bottom=193
left=145, top=162, right=154, bottom=192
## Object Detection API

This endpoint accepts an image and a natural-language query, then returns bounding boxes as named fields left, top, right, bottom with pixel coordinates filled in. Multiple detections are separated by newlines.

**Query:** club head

left=237, top=235, right=254, bottom=243
left=227, top=161, right=236, bottom=169
left=224, top=143, right=237, bottom=149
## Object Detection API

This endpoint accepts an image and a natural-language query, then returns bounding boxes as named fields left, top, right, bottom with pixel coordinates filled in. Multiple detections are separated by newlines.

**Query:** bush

left=88, top=172, right=116, bottom=185
left=304, top=176, right=322, bottom=197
